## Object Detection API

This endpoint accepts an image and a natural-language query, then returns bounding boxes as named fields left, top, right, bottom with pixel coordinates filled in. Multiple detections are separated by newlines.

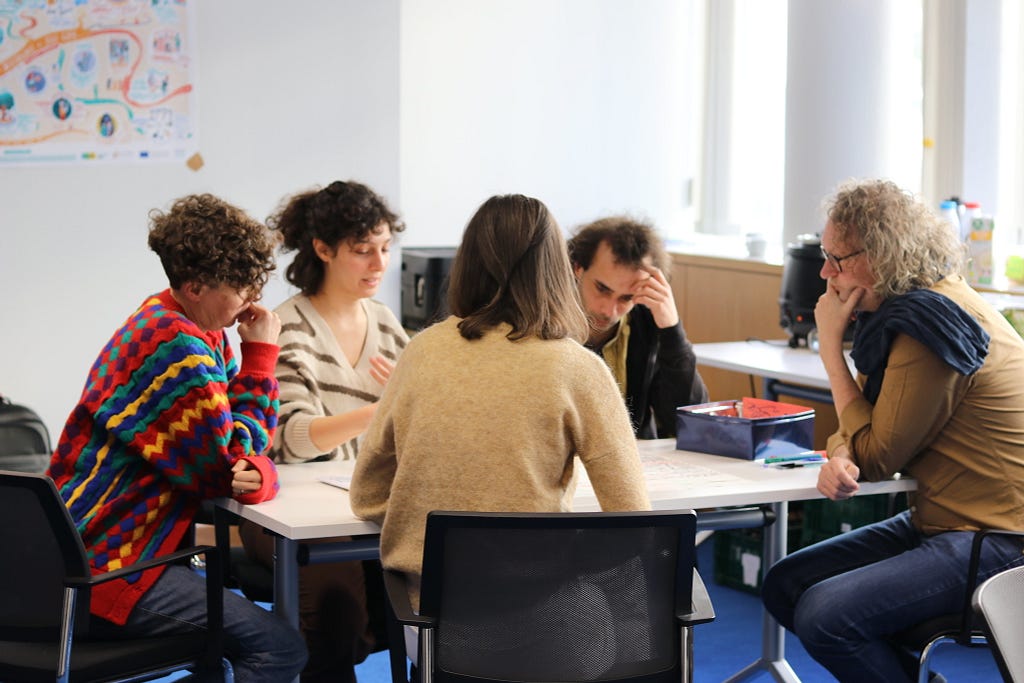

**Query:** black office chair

left=892, top=529, right=1024, bottom=683
left=0, top=470, right=229, bottom=682
left=973, top=563, right=1024, bottom=682
left=385, top=510, right=715, bottom=683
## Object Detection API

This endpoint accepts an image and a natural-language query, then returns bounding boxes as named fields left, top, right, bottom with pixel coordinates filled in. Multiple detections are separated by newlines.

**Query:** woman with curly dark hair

left=47, top=193, right=307, bottom=681
left=239, top=180, right=407, bottom=683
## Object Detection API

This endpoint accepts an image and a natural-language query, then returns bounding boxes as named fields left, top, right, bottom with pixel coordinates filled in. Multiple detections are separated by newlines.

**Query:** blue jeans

left=762, top=510, right=1024, bottom=682
left=96, top=565, right=307, bottom=682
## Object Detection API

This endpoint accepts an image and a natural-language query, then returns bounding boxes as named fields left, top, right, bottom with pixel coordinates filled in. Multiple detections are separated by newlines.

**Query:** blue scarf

left=850, top=288, right=990, bottom=404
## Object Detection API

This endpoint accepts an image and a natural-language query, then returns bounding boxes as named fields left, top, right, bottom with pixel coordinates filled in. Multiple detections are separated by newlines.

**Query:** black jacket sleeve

left=649, top=322, right=709, bottom=437
left=625, top=307, right=709, bottom=439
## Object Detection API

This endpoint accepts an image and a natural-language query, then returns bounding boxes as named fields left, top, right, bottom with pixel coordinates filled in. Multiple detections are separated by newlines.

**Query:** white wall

left=784, top=0, right=904, bottom=244
left=1, top=1, right=401, bottom=439
left=2, top=0, right=693, bottom=442
left=399, top=0, right=694, bottom=244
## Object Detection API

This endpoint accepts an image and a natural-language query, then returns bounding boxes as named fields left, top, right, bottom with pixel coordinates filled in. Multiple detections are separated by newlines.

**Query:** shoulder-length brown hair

left=448, top=194, right=589, bottom=342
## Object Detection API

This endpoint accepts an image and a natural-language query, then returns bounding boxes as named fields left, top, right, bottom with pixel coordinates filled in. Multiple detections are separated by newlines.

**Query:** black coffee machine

left=779, top=234, right=826, bottom=348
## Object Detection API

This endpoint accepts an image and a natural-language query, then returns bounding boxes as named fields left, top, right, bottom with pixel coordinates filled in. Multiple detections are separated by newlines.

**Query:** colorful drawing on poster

left=0, top=1, right=198, bottom=166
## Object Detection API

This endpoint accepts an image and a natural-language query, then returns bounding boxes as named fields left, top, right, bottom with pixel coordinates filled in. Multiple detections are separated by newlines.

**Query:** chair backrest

left=0, top=470, right=92, bottom=640
left=419, top=510, right=697, bottom=682
left=0, top=397, right=52, bottom=473
left=973, top=564, right=1024, bottom=683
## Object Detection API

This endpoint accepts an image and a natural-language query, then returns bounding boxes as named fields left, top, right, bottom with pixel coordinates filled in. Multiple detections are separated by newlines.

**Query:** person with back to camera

left=349, top=194, right=652, bottom=672
left=238, top=180, right=408, bottom=683
left=567, top=217, right=707, bottom=438
left=47, top=193, right=307, bottom=681
left=760, top=179, right=1024, bottom=682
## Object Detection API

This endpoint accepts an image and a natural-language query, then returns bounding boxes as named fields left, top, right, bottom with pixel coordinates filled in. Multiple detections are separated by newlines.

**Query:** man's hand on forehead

left=630, top=262, right=679, bottom=329
left=632, top=262, right=663, bottom=287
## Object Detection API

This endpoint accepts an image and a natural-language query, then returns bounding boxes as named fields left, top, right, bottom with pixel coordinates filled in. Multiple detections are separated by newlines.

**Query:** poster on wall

left=0, top=0, right=197, bottom=166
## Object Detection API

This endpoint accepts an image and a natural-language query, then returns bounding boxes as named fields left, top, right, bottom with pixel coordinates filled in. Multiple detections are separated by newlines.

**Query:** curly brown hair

left=567, top=215, right=670, bottom=274
left=268, top=180, right=404, bottom=296
left=148, top=194, right=276, bottom=292
left=826, top=179, right=965, bottom=299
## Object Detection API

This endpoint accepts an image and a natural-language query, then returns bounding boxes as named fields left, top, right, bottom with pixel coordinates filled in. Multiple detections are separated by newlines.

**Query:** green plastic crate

left=714, top=528, right=764, bottom=594
left=713, top=519, right=803, bottom=595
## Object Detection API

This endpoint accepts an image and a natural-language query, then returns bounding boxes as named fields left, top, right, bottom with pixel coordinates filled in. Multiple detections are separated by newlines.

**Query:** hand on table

left=817, top=453, right=860, bottom=500
left=231, top=459, right=263, bottom=497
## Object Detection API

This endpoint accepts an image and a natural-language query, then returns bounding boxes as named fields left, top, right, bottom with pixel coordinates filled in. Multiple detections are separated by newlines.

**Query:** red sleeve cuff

left=239, top=341, right=280, bottom=377
left=234, top=455, right=279, bottom=504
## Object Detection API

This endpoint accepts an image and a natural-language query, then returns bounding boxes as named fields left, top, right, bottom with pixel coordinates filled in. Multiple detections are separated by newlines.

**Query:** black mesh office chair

left=0, top=470, right=229, bottom=682
left=892, top=529, right=1024, bottom=683
left=973, top=563, right=1024, bottom=682
left=385, top=510, right=715, bottom=683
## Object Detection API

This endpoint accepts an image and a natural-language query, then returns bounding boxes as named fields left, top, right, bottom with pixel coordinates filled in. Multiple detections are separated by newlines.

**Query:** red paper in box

left=737, top=397, right=812, bottom=419
left=680, top=397, right=810, bottom=419
left=675, top=397, right=815, bottom=460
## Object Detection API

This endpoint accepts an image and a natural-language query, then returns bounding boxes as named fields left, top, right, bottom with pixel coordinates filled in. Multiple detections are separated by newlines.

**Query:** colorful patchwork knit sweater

left=47, top=289, right=281, bottom=625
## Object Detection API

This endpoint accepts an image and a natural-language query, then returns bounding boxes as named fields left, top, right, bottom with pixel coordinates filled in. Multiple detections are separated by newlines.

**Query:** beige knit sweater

left=350, top=317, right=651, bottom=608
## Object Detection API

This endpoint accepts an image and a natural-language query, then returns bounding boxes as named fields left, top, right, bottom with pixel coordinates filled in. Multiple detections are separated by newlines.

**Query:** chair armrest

left=678, top=568, right=715, bottom=626
left=383, top=569, right=436, bottom=628
left=62, top=545, right=226, bottom=671
left=65, top=545, right=216, bottom=587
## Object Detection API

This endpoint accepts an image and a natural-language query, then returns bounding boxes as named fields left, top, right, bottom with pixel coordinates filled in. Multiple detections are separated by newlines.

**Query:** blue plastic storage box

left=675, top=397, right=815, bottom=460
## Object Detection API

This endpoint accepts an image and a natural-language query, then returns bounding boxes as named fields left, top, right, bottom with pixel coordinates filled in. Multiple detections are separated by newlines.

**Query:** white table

left=693, top=340, right=855, bottom=404
left=218, top=439, right=915, bottom=683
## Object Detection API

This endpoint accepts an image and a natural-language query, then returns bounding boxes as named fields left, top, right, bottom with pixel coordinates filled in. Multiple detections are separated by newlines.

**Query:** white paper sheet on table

left=318, top=475, right=352, bottom=490
left=574, top=449, right=747, bottom=498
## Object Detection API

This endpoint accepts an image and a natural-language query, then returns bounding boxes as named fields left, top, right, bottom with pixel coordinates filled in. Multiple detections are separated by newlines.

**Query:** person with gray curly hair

left=762, top=179, right=1024, bottom=682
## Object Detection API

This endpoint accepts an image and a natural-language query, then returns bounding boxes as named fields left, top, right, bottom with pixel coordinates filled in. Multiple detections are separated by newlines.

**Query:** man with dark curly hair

left=47, top=194, right=307, bottom=681
left=568, top=217, right=707, bottom=438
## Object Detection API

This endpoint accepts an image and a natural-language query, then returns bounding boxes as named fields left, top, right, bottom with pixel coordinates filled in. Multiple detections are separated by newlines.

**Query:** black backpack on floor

left=0, top=395, right=52, bottom=473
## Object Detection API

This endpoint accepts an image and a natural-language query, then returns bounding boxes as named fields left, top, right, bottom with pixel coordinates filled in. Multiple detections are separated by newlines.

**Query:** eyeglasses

left=820, top=246, right=864, bottom=273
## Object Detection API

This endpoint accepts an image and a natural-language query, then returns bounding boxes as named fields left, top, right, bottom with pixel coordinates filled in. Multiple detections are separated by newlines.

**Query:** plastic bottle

left=939, top=200, right=961, bottom=241
left=961, top=202, right=981, bottom=241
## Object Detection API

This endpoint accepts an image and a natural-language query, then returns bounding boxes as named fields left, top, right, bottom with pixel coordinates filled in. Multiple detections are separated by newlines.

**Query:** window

left=682, top=1, right=923, bottom=256
left=694, top=0, right=788, bottom=240
left=997, top=0, right=1024, bottom=254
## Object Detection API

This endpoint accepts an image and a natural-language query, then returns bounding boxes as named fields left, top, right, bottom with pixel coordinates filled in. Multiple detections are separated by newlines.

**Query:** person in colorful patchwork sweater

left=47, top=193, right=307, bottom=682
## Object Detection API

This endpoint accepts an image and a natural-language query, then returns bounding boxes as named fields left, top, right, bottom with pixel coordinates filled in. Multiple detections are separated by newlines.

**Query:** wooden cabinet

left=669, top=252, right=838, bottom=449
